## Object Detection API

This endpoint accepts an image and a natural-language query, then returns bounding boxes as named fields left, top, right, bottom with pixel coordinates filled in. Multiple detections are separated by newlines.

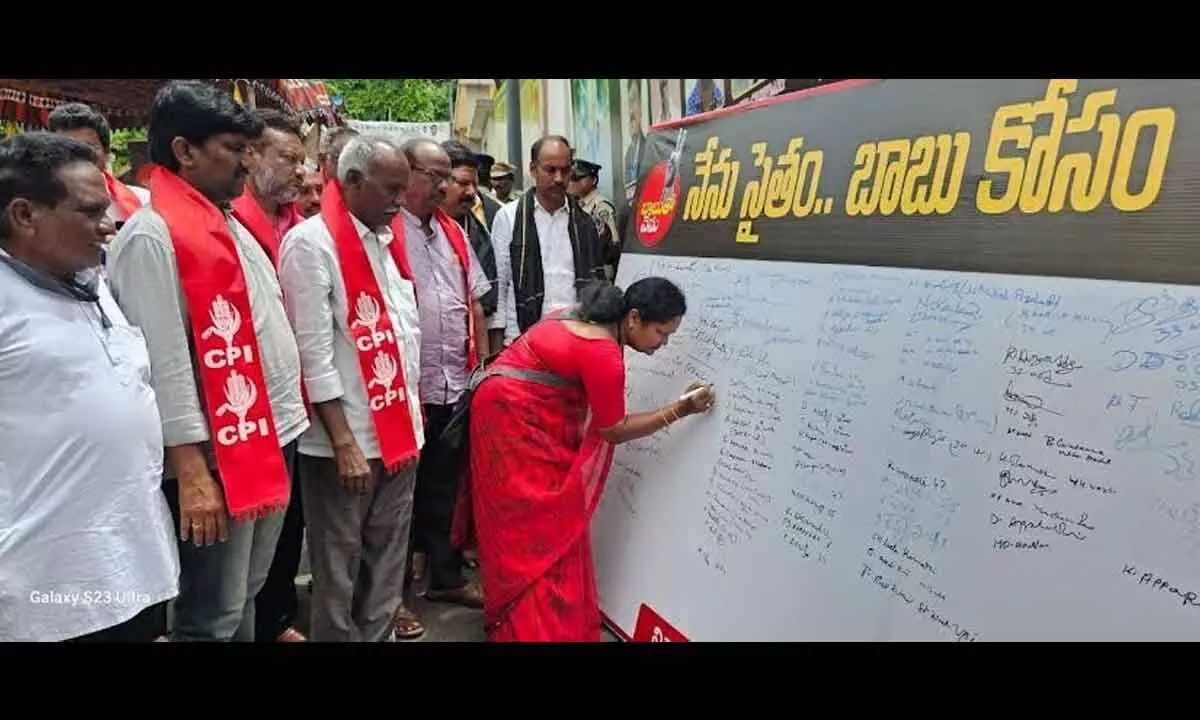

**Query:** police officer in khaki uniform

left=472, top=152, right=503, bottom=230
left=489, top=161, right=522, bottom=204
left=568, top=158, right=621, bottom=280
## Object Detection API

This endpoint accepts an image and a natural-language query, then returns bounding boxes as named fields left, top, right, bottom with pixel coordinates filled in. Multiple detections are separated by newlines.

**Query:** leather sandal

left=393, top=604, right=426, bottom=640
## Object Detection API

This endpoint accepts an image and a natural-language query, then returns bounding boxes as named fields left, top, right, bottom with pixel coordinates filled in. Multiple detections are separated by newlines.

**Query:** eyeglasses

left=411, top=165, right=452, bottom=184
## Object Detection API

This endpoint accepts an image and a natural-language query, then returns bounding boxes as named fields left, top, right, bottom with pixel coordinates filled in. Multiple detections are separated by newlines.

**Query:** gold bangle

left=660, top=409, right=673, bottom=427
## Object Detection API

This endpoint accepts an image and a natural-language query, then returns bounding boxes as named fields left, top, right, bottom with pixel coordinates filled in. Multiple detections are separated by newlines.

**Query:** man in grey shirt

left=106, top=81, right=309, bottom=642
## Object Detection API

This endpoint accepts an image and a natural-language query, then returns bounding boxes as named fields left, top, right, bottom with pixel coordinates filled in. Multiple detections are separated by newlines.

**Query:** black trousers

left=66, top=603, right=162, bottom=643
left=413, top=403, right=467, bottom=591
left=254, top=455, right=305, bottom=641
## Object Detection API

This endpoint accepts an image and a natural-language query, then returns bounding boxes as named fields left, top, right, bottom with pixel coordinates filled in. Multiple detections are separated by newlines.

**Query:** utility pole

left=506, top=78, right=523, bottom=190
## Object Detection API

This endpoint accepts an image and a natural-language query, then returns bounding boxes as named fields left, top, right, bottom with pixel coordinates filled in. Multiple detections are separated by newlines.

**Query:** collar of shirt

left=400, top=207, right=441, bottom=243
left=350, top=212, right=394, bottom=247
left=532, top=194, right=570, bottom=218
left=275, top=202, right=303, bottom=239
left=470, top=196, right=487, bottom=226
left=0, top=247, right=102, bottom=301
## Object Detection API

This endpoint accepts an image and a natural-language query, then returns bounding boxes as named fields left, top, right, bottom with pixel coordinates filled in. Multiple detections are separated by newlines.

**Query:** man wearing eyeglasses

left=0, top=132, right=179, bottom=642
left=396, top=138, right=490, bottom=632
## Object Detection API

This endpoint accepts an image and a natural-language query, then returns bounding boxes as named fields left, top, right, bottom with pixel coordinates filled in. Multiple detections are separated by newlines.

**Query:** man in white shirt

left=106, top=81, right=310, bottom=642
left=47, top=103, right=150, bottom=227
left=489, top=135, right=607, bottom=349
left=0, top=132, right=178, bottom=642
left=277, top=135, right=425, bottom=642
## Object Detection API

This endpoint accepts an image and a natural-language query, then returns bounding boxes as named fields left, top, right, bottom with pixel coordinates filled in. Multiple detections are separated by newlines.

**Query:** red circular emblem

left=634, top=160, right=682, bottom=247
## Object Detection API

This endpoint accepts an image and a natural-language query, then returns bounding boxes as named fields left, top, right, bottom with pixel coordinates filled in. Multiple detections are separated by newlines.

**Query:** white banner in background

left=347, top=120, right=451, bottom=145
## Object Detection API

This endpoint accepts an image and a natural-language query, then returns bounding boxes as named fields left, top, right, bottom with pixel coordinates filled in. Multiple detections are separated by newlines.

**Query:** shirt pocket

left=106, top=324, right=154, bottom=389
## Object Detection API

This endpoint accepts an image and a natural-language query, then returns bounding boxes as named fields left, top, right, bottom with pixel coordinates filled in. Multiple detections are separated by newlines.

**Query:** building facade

left=453, top=79, right=834, bottom=212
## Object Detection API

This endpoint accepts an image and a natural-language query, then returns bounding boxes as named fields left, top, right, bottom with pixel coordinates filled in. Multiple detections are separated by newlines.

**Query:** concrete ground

left=293, top=539, right=487, bottom=641
left=293, top=549, right=619, bottom=641
left=292, top=571, right=488, bottom=642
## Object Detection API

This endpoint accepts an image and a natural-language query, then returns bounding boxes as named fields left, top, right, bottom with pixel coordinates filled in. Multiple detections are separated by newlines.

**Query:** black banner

left=625, top=79, right=1198, bottom=286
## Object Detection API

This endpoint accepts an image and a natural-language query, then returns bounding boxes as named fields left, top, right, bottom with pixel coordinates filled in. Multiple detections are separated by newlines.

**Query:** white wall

left=544, top=78, right=571, bottom=137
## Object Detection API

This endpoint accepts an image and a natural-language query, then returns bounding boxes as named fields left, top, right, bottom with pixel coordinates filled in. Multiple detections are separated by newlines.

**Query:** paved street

left=292, top=561, right=619, bottom=642
left=292, top=553, right=488, bottom=641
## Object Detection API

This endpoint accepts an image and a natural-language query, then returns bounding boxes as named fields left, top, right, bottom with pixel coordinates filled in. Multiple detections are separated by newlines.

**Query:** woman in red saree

left=454, top=277, right=715, bottom=641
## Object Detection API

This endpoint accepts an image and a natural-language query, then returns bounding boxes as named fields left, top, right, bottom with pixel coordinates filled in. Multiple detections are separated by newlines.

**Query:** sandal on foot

left=277, top=627, right=307, bottom=642
left=393, top=605, right=425, bottom=640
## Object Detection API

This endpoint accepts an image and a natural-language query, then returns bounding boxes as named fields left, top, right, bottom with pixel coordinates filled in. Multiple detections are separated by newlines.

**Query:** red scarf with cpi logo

left=104, top=170, right=143, bottom=221
left=230, top=186, right=312, bottom=417
left=319, top=180, right=420, bottom=470
left=392, top=208, right=480, bottom=371
left=230, top=186, right=301, bottom=267
left=148, top=165, right=290, bottom=520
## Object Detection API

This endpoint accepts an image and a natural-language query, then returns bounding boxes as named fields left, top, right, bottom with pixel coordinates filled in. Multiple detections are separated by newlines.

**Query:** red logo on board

left=632, top=603, right=689, bottom=642
left=633, top=161, right=682, bottom=248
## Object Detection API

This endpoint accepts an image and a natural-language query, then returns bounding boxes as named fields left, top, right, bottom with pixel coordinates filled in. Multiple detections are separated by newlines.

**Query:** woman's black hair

left=576, top=277, right=687, bottom=325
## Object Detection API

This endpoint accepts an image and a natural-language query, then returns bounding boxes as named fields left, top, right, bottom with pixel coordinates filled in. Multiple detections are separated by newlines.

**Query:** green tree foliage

left=110, top=127, right=147, bottom=178
left=324, top=79, right=454, bottom=122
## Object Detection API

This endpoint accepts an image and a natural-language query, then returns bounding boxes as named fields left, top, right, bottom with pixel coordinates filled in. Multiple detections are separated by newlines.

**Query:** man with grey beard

left=229, top=108, right=310, bottom=642
left=231, top=109, right=308, bottom=267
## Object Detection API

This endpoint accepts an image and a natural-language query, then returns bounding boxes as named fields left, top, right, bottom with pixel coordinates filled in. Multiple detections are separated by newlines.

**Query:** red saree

left=454, top=319, right=625, bottom=641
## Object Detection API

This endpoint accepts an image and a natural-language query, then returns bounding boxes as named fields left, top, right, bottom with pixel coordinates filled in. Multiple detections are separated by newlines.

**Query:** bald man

left=397, top=138, right=490, bottom=613
left=488, top=135, right=607, bottom=348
